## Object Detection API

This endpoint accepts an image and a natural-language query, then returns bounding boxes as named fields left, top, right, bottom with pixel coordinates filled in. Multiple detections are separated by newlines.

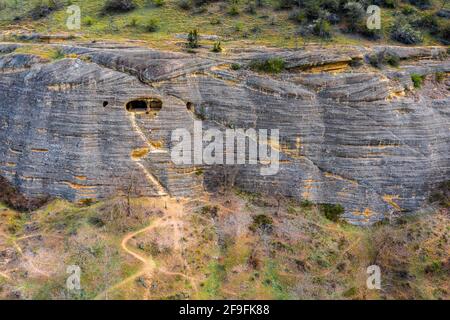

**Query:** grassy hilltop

left=0, top=0, right=449, bottom=49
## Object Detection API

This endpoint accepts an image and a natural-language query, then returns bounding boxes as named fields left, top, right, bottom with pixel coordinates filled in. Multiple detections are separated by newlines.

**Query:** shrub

left=359, top=23, right=383, bottom=40
left=385, top=54, right=399, bottom=67
left=300, top=199, right=313, bottom=208
left=412, top=13, right=439, bottom=35
left=374, top=0, right=398, bottom=8
left=249, top=57, right=286, bottom=73
left=321, top=0, right=340, bottom=13
left=151, top=0, right=165, bottom=6
left=319, top=203, right=344, bottom=222
left=212, top=41, right=222, bottom=52
left=128, top=16, right=138, bottom=27
left=51, top=48, right=65, bottom=60
left=390, top=19, right=423, bottom=44
left=228, top=4, right=239, bottom=15
left=304, top=1, right=322, bottom=20
left=210, top=17, right=221, bottom=25
left=401, top=5, right=416, bottom=15
left=312, top=18, right=332, bottom=39
left=177, top=0, right=192, bottom=10
left=187, top=29, right=199, bottom=48
left=249, top=214, right=273, bottom=233
left=407, top=0, right=432, bottom=9
left=230, top=63, right=241, bottom=70
left=245, top=1, right=256, bottom=14
left=83, top=16, right=96, bottom=26
left=145, top=18, right=159, bottom=32
left=411, top=73, right=425, bottom=88
left=441, top=23, right=450, bottom=43
left=88, top=216, right=105, bottom=228
left=102, top=0, right=136, bottom=13
left=277, top=0, right=296, bottom=9
left=343, top=2, right=365, bottom=32
left=28, top=0, right=61, bottom=20
left=200, top=205, right=219, bottom=218
left=368, top=50, right=411, bottom=68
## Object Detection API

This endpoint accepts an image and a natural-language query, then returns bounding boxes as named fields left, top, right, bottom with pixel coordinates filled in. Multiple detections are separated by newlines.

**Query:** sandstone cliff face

left=0, top=42, right=448, bottom=224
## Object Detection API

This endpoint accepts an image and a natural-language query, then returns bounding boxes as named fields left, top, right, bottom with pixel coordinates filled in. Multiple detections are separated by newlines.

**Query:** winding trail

left=94, top=197, right=198, bottom=300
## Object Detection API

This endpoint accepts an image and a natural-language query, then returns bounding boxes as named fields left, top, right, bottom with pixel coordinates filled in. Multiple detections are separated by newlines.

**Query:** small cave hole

left=126, top=98, right=163, bottom=115
left=126, top=99, right=148, bottom=112
left=103, top=101, right=109, bottom=107
left=186, top=102, right=193, bottom=111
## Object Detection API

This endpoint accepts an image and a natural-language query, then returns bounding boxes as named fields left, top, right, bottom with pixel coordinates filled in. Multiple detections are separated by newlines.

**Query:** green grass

left=249, top=57, right=286, bottom=74
left=199, top=262, right=226, bottom=299
left=263, top=260, right=291, bottom=300
left=411, top=73, right=425, bottom=88
left=0, top=0, right=445, bottom=50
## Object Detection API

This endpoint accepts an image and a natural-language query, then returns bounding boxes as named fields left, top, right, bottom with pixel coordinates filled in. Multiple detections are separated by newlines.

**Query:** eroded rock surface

left=0, top=43, right=448, bottom=224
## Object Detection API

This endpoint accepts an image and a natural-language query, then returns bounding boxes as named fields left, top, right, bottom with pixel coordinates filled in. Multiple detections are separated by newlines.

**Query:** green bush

left=245, top=1, right=256, bottom=14
left=368, top=51, right=400, bottom=68
left=374, top=0, right=398, bottom=8
left=359, top=23, right=383, bottom=40
left=391, top=18, right=423, bottom=44
left=411, top=73, right=425, bottom=88
left=277, top=0, right=296, bottom=9
left=28, top=0, right=60, bottom=20
left=210, top=17, right=221, bottom=25
left=249, top=214, right=273, bottom=233
left=83, top=16, right=96, bottom=27
left=230, top=63, right=241, bottom=70
left=401, top=5, right=417, bottom=15
left=312, top=18, right=332, bottom=39
left=212, top=41, right=222, bottom=52
left=51, top=48, right=65, bottom=60
left=407, top=0, right=432, bottom=9
left=151, top=0, right=165, bottom=7
left=128, top=16, right=138, bottom=27
left=187, top=29, right=200, bottom=48
left=249, top=57, right=286, bottom=73
left=145, top=18, right=159, bottom=32
left=343, top=2, right=365, bottom=32
left=319, top=203, right=344, bottom=222
left=88, top=216, right=105, bottom=228
left=412, top=13, right=439, bottom=35
left=304, top=1, right=322, bottom=20
left=102, top=0, right=136, bottom=13
left=177, top=0, right=192, bottom=10
left=441, top=23, right=450, bottom=44
left=228, top=4, right=239, bottom=15
left=300, top=199, right=313, bottom=208
left=200, top=205, right=219, bottom=218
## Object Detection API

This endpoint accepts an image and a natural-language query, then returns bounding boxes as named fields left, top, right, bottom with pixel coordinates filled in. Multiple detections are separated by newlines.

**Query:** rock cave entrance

left=126, top=98, right=163, bottom=117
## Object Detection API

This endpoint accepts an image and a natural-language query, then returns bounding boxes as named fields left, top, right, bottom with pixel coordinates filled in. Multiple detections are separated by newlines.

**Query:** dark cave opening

left=126, top=99, right=148, bottom=112
left=103, top=101, right=109, bottom=107
left=125, top=98, right=163, bottom=115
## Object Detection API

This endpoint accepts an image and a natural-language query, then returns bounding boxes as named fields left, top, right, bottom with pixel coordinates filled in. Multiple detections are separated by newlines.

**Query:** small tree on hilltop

left=187, top=29, right=199, bottom=48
